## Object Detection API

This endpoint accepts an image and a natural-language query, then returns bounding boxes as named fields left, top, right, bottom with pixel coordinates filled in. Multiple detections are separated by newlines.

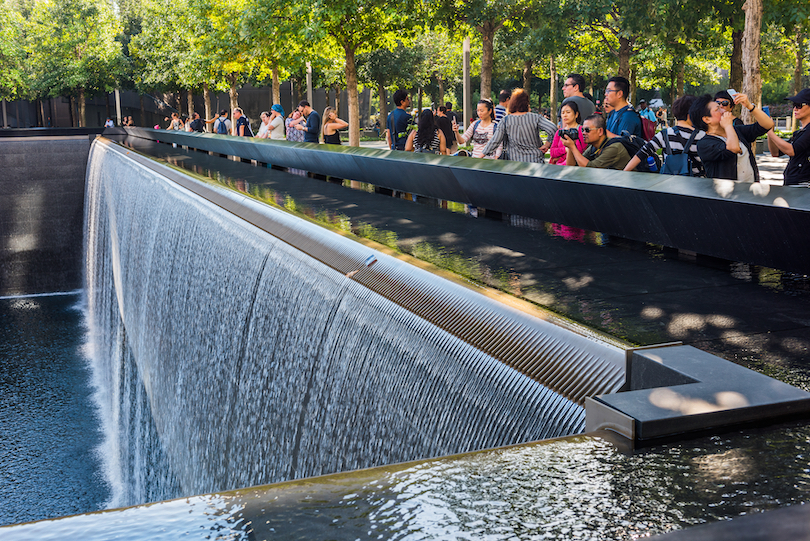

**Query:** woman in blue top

left=689, top=93, right=773, bottom=182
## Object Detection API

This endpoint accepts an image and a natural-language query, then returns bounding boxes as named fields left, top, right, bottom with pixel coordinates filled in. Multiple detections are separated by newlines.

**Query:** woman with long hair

left=405, top=109, right=447, bottom=154
left=480, top=89, right=556, bottom=163
left=548, top=101, right=586, bottom=165
left=454, top=99, right=501, bottom=158
left=322, top=106, right=348, bottom=145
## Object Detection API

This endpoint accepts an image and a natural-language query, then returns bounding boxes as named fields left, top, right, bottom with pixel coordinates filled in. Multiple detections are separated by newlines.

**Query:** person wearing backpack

left=453, top=99, right=502, bottom=158
left=209, top=110, right=231, bottom=135
left=562, top=113, right=630, bottom=170
left=604, top=76, right=643, bottom=139
left=623, top=95, right=705, bottom=176
left=385, top=90, right=413, bottom=151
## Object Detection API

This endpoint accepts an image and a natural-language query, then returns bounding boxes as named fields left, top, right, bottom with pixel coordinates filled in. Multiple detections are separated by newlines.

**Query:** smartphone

left=727, top=89, right=738, bottom=99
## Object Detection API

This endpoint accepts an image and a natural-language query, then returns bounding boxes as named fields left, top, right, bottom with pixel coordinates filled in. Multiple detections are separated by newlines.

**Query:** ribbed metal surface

left=97, top=137, right=626, bottom=404
left=115, top=127, right=810, bottom=274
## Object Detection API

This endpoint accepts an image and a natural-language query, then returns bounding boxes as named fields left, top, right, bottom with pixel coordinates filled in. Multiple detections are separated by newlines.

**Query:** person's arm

left=385, top=128, right=392, bottom=148
left=624, top=155, right=642, bottom=172
left=587, top=142, right=625, bottom=169
left=404, top=130, right=416, bottom=152
left=238, top=121, right=245, bottom=137
left=537, top=115, right=557, bottom=144
left=481, top=118, right=506, bottom=156
left=438, top=131, right=447, bottom=155
left=623, top=136, right=660, bottom=171
left=457, top=123, right=474, bottom=145
left=719, top=112, right=741, bottom=154
left=767, top=129, right=791, bottom=157
left=734, top=93, right=774, bottom=131
left=332, top=118, right=349, bottom=131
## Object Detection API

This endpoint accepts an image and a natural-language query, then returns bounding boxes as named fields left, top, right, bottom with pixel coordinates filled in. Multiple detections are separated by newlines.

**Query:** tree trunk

left=795, top=30, right=806, bottom=95
left=334, top=85, right=340, bottom=117
left=204, top=83, right=211, bottom=131
left=293, top=76, right=302, bottom=104
left=522, top=58, right=533, bottom=95
left=676, top=62, right=685, bottom=99
left=618, top=37, right=632, bottom=78
left=479, top=22, right=497, bottom=101
left=69, top=96, right=75, bottom=127
left=105, top=93, right=111, bottom=121
left=39, top=100, right=45, bottom=127
left=549, top=55, right=557, bottom=124
left=729, top=20, right=744, bottom=93
left=417, top=88, right=423, bottom=112
left=228, top=73, right=239, bottom=110
left=630, top=67, right=637, bottom=105
left=741, top=0, right=762, bottom=123
left=670, top=62, right=677, bottom=105
left=187, top=88, right=194, bottom=117
left=272, top=65, right=281, bottom=105
left=378, top=84, right=387, bottom=139
left=344, top=44, right=360, bottom=147
left=437, top=74, right=444, bottom=106
left=78, top=88, right=86, bottom=127
left=140, top=95, right=145, bottom=126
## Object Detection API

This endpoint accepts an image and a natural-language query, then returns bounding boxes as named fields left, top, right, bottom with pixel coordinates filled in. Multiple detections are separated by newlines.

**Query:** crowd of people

left=146, top=75, right=808, bottom=186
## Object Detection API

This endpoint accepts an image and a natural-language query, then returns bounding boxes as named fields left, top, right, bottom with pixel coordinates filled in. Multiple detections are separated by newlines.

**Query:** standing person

left=714, top=91, right=744, bottom=126
left=453, top=99, right=502, bottom=159
left=604, top=76, right=643, bottom=138
left=285, top=110, right=306, bottom=142
left=268, top=104, right=285, bottom=140
left=561, top=73, right=596, bottom=121
left=623, top=95, right=705, bottom=176
left=188, top=112, right=204, bottom=132
left=322, top=106, right=349, bottom=145
left=166, top=112, right=184, bottom=131
left=405, top=109, right=447, bottom=154
left=386, top=90, right=412, bottom=150
left=435, top=106, right=456, bottom=155
left=656, top=106, right=668, bottom=129
left=494, top=89, right=511, bottom=123
left=444, top=102, right=461, bottom=125
left=766, top=89, right=810, bottom=186
left=562, top=114, right=631, bottom=170
left=638, top=100, right=656, bottom=122
left=209, top=110, right=231, bottom=135
left=232, top=108, right=253, bottom=137
left=104, top=117, right=114, bottom=128
left=256, top=111, right=272, bottom=138
left=294, top=100, right=321, bottom=143
left=480, top=89, right=556, bottom=163
left=548, top=101, right=586, bottom=165
left=689, top=92, right=774, bottom=182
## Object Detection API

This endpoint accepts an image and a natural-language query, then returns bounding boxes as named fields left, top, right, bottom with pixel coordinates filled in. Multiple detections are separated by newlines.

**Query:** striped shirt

left=414, top=129, right=442, bottom=154
left=481, top=112, right=556, bottom=163
left=635, top=126, right=706, bottom=177
left=494, top=104, right=507, bottom=123
left=460, top=120, right=501, bottom=159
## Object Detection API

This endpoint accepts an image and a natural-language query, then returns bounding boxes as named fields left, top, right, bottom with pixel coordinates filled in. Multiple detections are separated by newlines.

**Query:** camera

left=558, top=128, right=579, bottom=140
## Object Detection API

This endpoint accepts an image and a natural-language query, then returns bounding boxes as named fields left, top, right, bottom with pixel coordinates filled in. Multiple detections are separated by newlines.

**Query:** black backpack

left=604, top=131, right=660, bottom=172
left=660, top=127, right=700, bottom=176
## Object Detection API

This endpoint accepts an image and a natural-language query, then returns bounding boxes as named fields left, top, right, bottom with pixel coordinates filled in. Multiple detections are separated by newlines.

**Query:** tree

left=26, top=0, right=123, bottom=126
left=0, top=0, right=27, bottom=102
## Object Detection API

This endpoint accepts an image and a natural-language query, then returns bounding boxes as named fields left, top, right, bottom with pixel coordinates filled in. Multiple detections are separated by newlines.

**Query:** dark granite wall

left=0, top=136, right=90, bottom=296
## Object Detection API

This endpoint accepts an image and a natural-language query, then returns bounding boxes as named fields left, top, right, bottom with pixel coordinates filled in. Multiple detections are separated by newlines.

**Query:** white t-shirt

left=270, top=116, right=285, bottom=140
left=257, top=120, right=270, bottom=138
left=736, top=144, right=755, bottom=183
left=461, top=120, right=501, bottom=159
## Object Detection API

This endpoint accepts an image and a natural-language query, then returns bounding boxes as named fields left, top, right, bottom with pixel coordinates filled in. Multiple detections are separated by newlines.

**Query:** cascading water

left=84, top=142, right=587, bottom=509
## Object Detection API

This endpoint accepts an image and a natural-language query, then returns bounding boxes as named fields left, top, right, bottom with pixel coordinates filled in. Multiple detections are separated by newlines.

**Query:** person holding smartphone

left=689, top=91, right=774, bottom=182
left=766, top=88, right=810, bottom=186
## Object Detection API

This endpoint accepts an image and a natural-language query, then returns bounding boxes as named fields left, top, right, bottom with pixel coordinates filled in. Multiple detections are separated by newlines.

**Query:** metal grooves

left=96, top=138, right=626, bottom=405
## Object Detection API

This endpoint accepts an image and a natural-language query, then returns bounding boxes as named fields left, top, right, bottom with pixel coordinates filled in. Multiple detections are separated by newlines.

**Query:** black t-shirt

left=189, top=118, right=204, bottom=132
left=783, top=127, right=810, bottom=185
left=435, top=116, right=454, bottom=149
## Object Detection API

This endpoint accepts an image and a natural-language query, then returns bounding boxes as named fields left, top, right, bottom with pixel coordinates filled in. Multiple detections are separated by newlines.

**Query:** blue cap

left=271, top=103, right=285, bottom=116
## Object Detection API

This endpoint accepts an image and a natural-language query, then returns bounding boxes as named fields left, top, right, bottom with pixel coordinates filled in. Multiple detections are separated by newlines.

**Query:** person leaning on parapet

left=285, top=109, right=306, bottom=142
left=104, top=117, right=115, bottom=128
left=385, top=90, right=412, bottom=151
left=208, top=110, right=231, bottom=134
left=480, top=88, right=556, bottom=163
left=623, top=95, right=705, bottom=176
left=766, top=88, right=810, bottom=186
left=561, top=73, right=596, bottom=124
left=232, top=108, right=253, bottom=137
left=188, top=112, right=204, bottom=133
left=166, top=112, right=184, bottom=131
left=604, top=76, right=643, bottom=139
left=256, top=111, right=272, bottom=138
left=689, top=92, right=773, bottom=182
left=494, top=89, right=511, bottom=123
left=294, top=100, right=321, bottom=143
left=562, top=113, right=631, bottom=170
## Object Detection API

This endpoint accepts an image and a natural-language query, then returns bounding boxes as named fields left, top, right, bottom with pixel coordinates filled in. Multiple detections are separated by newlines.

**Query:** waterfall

left=84, top=141, right=589, bottom=508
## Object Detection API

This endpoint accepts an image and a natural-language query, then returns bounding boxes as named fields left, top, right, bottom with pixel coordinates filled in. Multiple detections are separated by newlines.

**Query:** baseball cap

left=785, top=89, right=810, bottom=105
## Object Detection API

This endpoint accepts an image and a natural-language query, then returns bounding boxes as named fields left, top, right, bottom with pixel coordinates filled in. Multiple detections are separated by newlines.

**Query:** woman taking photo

left=453, top=99, right=502, bottom=159
left=548, top=101, right=586, bottom=165
left=405, top=109, right=447, bottom=155
left=689, top=93, right=773, bottom=182
left=481, top=89, right=556, bottom=163
left=322, top=106, right=349, bottom=145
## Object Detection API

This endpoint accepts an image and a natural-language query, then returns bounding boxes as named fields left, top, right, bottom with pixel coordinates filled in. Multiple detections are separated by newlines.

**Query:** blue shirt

left=606, top=105, right=643, bottom=138
left=304, top=110, right=321, bottom=143
left=235, top=115, right=253, bottom=137
left=387, top=108, right=412, bottom=150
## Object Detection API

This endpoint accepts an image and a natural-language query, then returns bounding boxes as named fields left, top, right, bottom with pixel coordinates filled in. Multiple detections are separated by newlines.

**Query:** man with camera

left=562, top=114, right=631, bottom=170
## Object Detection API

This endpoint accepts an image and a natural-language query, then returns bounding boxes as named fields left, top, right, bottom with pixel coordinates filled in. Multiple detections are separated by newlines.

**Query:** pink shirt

left=549, top=126, right=586, bottom=164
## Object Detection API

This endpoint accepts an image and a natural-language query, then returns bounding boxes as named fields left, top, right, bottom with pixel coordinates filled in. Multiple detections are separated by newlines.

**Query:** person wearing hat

left=268, top=104, right=286, bottom=140
left=638, top=99, right=656, bottom=122
left=766, top=89, right=810, bottom=186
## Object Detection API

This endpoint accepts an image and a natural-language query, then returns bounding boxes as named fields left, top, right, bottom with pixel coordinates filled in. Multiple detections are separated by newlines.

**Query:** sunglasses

left=581, top=127, right=594, bottom=133
left=715, top=99, right=731, bottom=107
left=794, top=103, right=808, bottom=109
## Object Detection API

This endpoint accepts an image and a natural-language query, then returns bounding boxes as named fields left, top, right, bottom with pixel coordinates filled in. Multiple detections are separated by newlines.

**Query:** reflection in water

left=6, top=425, right=810, bottom=540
